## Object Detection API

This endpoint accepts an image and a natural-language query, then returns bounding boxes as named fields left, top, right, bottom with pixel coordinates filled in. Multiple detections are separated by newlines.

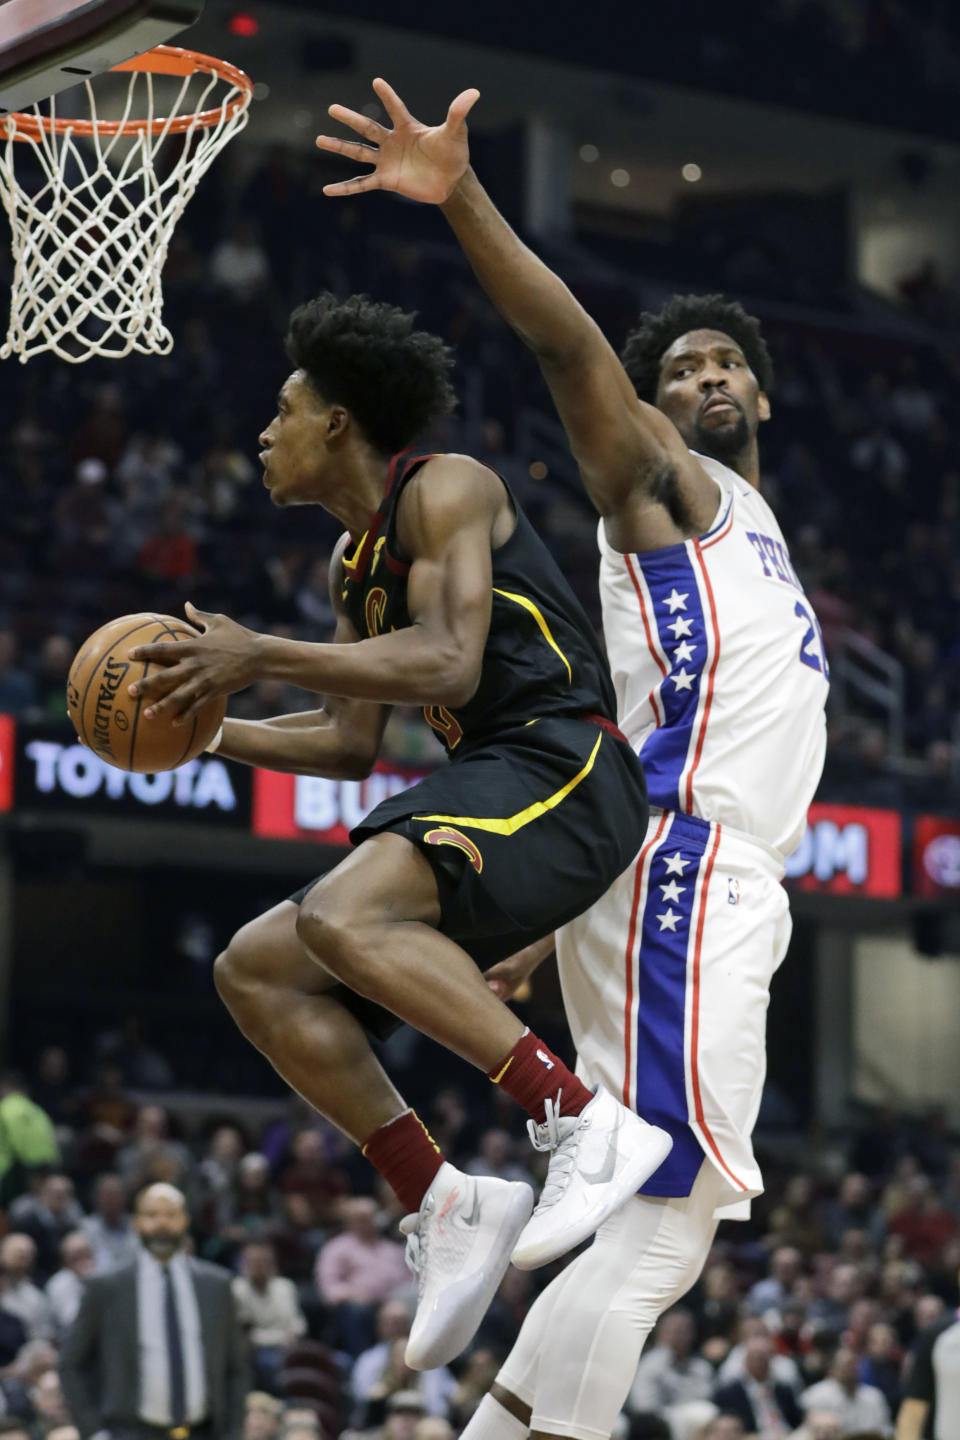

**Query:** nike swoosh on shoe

left=577, top=1110, right=622, bottom=1185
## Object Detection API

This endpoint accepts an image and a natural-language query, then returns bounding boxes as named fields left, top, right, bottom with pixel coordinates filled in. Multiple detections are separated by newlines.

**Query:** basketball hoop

left=0, top=45, right=253, bottom=363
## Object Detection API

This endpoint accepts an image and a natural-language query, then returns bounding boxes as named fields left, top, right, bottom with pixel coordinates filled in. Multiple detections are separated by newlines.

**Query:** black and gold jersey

left=339, top=451, right=617, bottom=754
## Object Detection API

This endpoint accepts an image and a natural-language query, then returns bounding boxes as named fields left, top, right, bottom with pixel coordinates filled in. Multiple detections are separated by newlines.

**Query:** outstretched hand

left=316, top=77, right=479, bottom=203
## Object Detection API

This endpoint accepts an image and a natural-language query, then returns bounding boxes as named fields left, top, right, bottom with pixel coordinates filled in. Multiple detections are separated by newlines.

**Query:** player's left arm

left=126, top=456, right=499, bottom=721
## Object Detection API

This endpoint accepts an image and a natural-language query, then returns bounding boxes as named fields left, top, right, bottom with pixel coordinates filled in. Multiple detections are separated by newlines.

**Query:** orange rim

left=4, top=44, right=253, bottom=140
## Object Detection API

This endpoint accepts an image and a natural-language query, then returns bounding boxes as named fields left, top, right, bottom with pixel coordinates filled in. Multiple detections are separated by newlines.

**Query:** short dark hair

left=285, top=293, right=457, bottom=455
left=621, top=293, right=774, bottom=404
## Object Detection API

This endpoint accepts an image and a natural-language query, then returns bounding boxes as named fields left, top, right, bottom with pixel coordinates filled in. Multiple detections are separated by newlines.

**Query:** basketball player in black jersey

left=128, top=292, right=671, bottom=1369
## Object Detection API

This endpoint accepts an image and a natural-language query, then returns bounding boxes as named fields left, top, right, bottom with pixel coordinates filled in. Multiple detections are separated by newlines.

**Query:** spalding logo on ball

left=67, top=613, right=226, bottom=774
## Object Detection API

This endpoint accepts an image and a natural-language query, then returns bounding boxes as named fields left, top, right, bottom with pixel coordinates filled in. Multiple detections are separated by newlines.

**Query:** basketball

left=66, top=613, right=226, bottom=774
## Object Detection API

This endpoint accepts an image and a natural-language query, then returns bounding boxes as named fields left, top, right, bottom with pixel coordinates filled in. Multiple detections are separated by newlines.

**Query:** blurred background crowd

left=1, top=5, right=960, bottom=808
left=0, top=1036, right=958, bottom=1439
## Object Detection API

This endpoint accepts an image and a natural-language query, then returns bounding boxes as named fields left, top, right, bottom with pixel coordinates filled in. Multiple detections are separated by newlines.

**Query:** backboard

left=0, top=0, right=205, bottom=116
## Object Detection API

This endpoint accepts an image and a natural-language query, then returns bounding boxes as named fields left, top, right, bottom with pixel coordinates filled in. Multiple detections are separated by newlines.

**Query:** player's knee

left=296, top=900, right=375, bottom=991
left=214, top=925, right=270, bottom=1020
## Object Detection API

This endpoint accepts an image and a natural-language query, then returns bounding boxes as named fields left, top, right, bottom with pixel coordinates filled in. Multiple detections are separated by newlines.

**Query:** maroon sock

left=488, top=1028, right=593, bottom=1124
left=361, top=1109, right=446, bottom=1214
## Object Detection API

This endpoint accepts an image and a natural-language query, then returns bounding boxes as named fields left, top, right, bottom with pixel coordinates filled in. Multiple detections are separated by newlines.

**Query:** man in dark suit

left=61, top=1183, right=248, bottom=1440
left=712, top=1335, right=803, bottom=1434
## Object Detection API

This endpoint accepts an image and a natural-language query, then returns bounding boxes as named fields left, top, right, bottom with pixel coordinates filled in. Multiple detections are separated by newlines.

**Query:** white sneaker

left=400, top=1162, right=533, bottom=1370
left=511, top=1086, right=673, bottom=1270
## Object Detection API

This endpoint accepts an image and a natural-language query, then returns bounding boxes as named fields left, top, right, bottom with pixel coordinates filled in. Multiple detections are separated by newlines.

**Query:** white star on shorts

left=666, top=616, right=694, bottom=638
left=673, top=641, right=696, bottom=662
left=671, top=668, right=695, bottom=691
left=659, top=879, right=686, bottom=903
left=664, top=589, right=689, bottom=613
left=657, top=908, right=681, bottom=931
left=662, top=851, right=690, bottom=875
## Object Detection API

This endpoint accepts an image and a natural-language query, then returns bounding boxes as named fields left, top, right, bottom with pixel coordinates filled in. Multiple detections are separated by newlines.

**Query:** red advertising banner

left=785, top=802, right=902, bottom=898
left=0, top=714, right=14, bottom=812
left=251, top=764, right=430, bottom=846
left=913, top=815, right=960, bottom=899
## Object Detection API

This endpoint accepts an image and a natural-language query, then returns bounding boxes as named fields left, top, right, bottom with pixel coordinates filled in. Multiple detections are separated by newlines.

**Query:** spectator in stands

left=78, top=1064, right=137, bottom=1144
left=412, top=1420, right=452, bottom=1440
left=447, top=1349, right=499, bottom=1430
left=0, top=631, right=36, bottom=717
left=0, top=1236, right=54, bottom=1341
left=10, top=1175, right=84, bottom=1282
left=800, top=1346, right=892, bottom=1432
left=808, top=1263, right=862, bottom=1333
left=889, top=1174, right=959, bottom=1268
left=45, top=1233, right=95, bottom=1339
left=765, top=1175, right=825, bottom=1253
left=275, top=1130, right=349, bottom=1231
left=30, top=1049, right=75, bottom=1132
left=210, top=220, right=272, bottom=305
left=29, top=1368, right=70, bottom=1434
left=628, top=1308, right=714, bottom=1414
left=80, top=1174, right=138, bottom=1274
left=712, top=1334, right=803, bottom=1432
left=857, top=1321, right=901, bottom=1415
left=242, top=1393, right=283, bottom=1440
left=349, top=1300, right=453, bottom=1424
left=61, top=1182, right=248, bottom=1440
left=219, top=1154, right=283, bottom=1250
left=232, top=1240, right=306, bottom=1392
left=716, top=1317, right=804, bottom=1394
left=96, top=1017, right=175, bottom=1092
left=463, top=1129, right=536, bottom=1187
left=241, top=1388, right=283, bottom=1440
left=315, top=1199, right=408, bottom=1358
left=137, top=495, right=199, bottom=583
left=0, top=1296, right=28, bottom=1373
left=748, top=1245, right=804, bottom=1319
left=825, top=1174, right=886, bottom=1251
left=29, top=636, right=74, bottom=724
left=0, top=1337, right=58, bottom=1417
left=378, top=1390, right=427, bottom=1440
left=118, top=1106, right=193, bottom=1194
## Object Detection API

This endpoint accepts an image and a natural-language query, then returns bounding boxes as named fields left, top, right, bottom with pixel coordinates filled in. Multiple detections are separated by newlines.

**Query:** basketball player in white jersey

left=317, top=82, right=828, bottom=1439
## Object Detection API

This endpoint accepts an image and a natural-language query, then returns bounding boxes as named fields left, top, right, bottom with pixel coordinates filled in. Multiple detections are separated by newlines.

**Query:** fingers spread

left=327, top=103, right=383, bottom=141
left=322, top=175, right=382, bottom=198
left=448, top=88, right=480, bottom=125
left=315, top=135, right=379, bottom=163
left=372, top=77, right=411, bottom=125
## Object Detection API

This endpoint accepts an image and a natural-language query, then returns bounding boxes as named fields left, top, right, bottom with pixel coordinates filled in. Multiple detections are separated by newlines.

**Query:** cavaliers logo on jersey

left=423, top=826, right=483, bottom=873
left=365, top=586, right=388, bottom=637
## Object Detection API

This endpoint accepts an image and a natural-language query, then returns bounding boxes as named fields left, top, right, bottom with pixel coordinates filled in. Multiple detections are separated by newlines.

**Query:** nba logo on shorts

left=727, top=877, right=740, bottom=906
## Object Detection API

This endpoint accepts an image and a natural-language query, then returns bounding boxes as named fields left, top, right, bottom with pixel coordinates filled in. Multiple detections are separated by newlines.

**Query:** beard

left=690, top=409, right=750, bottom=463
left=140, top=1232, right=182, bottom=1261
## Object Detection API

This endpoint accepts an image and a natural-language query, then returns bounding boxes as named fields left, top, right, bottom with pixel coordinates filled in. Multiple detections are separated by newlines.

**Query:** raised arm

left=128, top=457, right=500, bottom=724
left=316, top=79, right=719, bottom=545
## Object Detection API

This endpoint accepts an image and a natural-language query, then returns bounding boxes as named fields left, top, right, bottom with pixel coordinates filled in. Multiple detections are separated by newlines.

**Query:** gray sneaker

left=401, top=1162, right=533, bottom=1369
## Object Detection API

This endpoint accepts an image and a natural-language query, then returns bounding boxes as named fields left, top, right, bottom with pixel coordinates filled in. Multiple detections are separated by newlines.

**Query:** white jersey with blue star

left=597, top=452, right=828, bottom=856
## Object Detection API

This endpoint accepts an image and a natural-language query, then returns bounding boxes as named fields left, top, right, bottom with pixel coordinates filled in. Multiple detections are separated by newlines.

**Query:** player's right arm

left=316, top=79, right=719, bottom=546
left=215, top=542, right=389, bottom=780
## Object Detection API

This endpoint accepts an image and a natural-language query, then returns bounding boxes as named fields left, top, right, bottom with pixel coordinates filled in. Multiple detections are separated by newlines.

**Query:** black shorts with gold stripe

left=288, top=715, right=648, bottom=1041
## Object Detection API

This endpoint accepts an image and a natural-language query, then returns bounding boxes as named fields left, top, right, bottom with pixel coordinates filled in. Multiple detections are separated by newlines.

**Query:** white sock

left=461, top=1393, right=528, bottom=1440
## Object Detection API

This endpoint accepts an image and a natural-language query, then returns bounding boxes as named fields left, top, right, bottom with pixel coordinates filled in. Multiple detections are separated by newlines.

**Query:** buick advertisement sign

left=6, top=721, right=250, bottom=826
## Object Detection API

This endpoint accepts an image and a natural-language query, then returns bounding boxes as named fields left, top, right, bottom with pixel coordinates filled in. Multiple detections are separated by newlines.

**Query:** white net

left=0, top=53, right=252, bottom=363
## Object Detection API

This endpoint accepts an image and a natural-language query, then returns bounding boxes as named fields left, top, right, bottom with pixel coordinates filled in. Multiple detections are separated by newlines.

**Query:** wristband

left=205, top=724, right=224, bottom=754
